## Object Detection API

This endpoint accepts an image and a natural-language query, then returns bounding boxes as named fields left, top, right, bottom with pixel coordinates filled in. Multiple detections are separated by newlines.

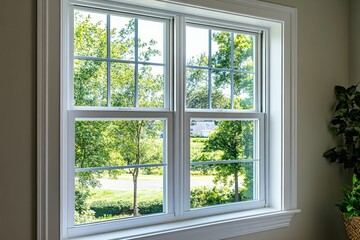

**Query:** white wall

left=0, top=0, right=353, bottom=239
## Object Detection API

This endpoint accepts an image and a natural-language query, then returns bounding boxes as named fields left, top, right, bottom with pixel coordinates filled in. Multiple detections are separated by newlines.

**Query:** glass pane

left=190, top=120, right=255, bottom=163
left=211, top=30, right=231, bottom=69
left=75, top=120, right=165, bottom=168
left=110, top=15, right=135, bottom=60
left=75, top=167, right=165, bottom=224
left=186, top=68, right=208, bottom=109
left=234, top=73, right=254, bottom=110
left=138, top=19, right=165, bottom=63
left=186, top=26, right=209, bottom=67
left=189, top=119, right=256, bottom=208
left=74, top=59, right=107, bottom=106
left=74, top=10, right=107, bottom=58
left=110, top=62, right=135, bottom=107
left=138, top=64, right=164, bottom=108
left=190, top=162, right=255, bottom=209
left=234, top=34, right=255, bottom=72
left=211, top=71, right=231, bottom=109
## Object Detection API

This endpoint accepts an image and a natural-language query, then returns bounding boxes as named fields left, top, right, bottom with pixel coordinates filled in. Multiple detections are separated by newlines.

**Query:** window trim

left=37, top=0, right=299, bottom=239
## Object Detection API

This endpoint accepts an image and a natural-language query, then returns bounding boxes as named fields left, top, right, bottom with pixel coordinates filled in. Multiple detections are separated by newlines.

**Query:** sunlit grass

left=88, top=189, right=163, bottom=203
left=89, top=175, right=215, bottom=203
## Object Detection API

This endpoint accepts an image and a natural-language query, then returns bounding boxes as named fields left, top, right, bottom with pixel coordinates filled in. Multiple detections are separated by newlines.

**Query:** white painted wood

left=38, top=0, right=299, bottom=239
left=68, top=209, right=300, bottom=240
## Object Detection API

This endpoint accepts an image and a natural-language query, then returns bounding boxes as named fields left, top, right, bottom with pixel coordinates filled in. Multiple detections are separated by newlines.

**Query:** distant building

left=190, top=121, right=216, bottom=137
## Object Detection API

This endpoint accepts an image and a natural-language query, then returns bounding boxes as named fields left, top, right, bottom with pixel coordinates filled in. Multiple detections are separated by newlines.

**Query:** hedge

left=90, top=199, right=163, bottom=218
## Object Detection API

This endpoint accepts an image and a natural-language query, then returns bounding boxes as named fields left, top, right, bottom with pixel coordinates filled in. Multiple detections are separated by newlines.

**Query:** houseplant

left=323, top=85, right=360, bottom=239
left=337, top=175, right=360, bottom=239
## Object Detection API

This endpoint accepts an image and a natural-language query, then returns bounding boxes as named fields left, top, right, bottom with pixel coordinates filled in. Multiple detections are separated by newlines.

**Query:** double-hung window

left=57, top=0, right=298, bottom=239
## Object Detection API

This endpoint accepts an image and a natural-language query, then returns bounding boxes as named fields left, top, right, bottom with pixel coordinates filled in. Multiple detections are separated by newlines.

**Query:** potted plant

left=323, top=85, right=360, bottom=239
left=337, top=175, right=360, bottom=239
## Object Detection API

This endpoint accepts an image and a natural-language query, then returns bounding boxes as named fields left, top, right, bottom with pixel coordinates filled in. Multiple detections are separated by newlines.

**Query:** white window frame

left=37, top=0, right=299, bottom=239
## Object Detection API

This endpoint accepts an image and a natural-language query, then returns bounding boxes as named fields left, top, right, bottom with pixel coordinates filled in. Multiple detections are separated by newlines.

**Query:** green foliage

left=190, top=186, right=247, bottom=208
left=138, top=200, right=163, bottom=214
left=90, top=199, right=163, bottom=218
left=338, top=175, right=360, bottom=219
left=90, top=200, right=132, bottom=218
left=90, top=187, right=241, bottom=217
left=186, top=31, right=254, bottom=110
left=203, top=120, right=254, bottom=201
left=211, top=32, right=254, bottom=109
left=74, top=189, right=96, bottom=224
left=323, top=85, right=360, bottom=176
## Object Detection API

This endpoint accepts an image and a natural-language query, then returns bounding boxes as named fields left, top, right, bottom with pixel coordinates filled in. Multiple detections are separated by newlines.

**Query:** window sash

left=183, top=112, right=265, bottom=211
left=185, top=22, right=260, bottom=112
left=66, top=112, right=173, bottom=228
left=70, top=6, right=171, bottom=110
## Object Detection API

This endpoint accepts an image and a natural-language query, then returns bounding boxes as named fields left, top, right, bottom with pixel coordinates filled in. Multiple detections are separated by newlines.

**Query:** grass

left=107, top=174, right=163, bottom=182
left=88, top=174, right=216, bottom=203
left=88, top=189, right=163, bottom=203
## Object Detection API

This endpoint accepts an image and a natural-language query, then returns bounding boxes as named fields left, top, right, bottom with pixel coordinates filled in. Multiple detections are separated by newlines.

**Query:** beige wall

left=0, top=0, right=353, bottom=239
left=350, top=0, right=360, bottom=85
left=0, top=0, right=37, bottom=239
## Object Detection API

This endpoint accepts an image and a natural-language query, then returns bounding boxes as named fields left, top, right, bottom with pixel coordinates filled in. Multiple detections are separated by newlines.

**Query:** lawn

left=88, top=174, right=216, bottom=203
left=88, top=189, right=163, bottom=203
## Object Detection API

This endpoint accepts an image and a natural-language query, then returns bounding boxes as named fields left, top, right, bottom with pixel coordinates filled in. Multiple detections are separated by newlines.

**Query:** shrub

left=90, top=200, right=131, bottom=218
left=90, top=199, right=163, bottom=218
left=138, top=200, right=163, bottom=214
left=190, top=185, right=246, bottom=208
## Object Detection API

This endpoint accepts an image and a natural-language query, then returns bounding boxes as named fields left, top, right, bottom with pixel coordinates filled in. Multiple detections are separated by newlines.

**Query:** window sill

left=68, top=208, right=300, bottom=240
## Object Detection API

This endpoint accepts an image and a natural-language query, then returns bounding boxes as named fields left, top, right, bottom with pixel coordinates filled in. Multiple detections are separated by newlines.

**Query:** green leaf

left=335, top=86, right=347, bottom=101
left=347, top=85, right=358, bottom=96
left=330, top=118, right=341, bottom=126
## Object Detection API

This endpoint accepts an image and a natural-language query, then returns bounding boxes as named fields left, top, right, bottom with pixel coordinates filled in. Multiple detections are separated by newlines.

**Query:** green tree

left=186, top=31, right=254, bottom=110
left=109, top=120, right=163, bottom=216
left=211, top=31, right=254, bottom=110
left=75, top=120, right=111, bottom=223
left=204, top=120, right=253, bottom=202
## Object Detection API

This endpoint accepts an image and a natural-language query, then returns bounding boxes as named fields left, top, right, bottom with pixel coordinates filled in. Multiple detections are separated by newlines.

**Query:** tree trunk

left=234, top=168, right=239, bottom=202
left=132, top=121, right=142, bottom=216
left=133, top=168, right=139, bottom=216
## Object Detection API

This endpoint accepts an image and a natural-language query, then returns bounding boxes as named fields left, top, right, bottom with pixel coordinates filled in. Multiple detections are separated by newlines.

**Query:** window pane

left=74, top=10, right=107, bottom=58
left=74, top=59, right=107, bottom=106
left=234, top=34, right=255, bottom=72
left=110, top=62, right=135, bottom=107
left=75, top=167, right=165, bottom=224
left=110, top=15, right=135, bottom=60
left=189, top=119, right=257, bottom=208
left=211, top=71, right=231, bottom=109
left=75, top=120, right=165, bottom=168
left=190, top=162, right=255, bottom=209
left=190, top=120, right=255, bottom=162
left=211, top=30, right=231, bottom=69
left=186, top=26, right=209, bottom=67
left=138, top=64, right=164, bottom=108
left=138, top=19, right=165, bottom=63
left=234, top=73, right=254, bottom=110
left=186, top=68, right=208, bottom=109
